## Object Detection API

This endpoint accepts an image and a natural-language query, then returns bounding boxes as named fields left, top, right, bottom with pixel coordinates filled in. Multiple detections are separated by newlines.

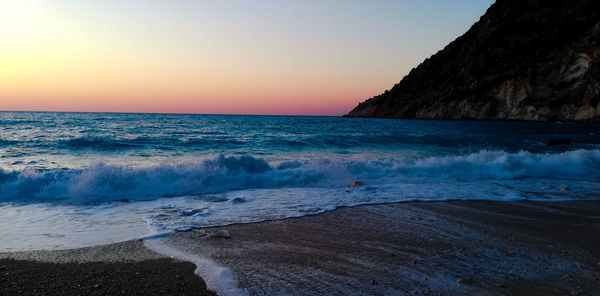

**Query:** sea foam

left=0, top=150, right=598, bottom=205
left=144, top=239, right=248, bottom=296
left=0, top=149, right=598, bottom=253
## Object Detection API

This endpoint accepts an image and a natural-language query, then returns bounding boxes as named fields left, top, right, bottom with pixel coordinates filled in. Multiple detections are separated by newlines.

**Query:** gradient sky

left=0, top=0, right=494, bottom=115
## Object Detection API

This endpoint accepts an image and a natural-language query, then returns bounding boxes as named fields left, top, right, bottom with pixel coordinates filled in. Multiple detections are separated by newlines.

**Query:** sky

left=0, top=0, right=494, bottom=115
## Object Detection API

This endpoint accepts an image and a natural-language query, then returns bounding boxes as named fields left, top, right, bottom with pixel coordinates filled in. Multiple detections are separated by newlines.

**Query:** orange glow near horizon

left=0, top=0, right=493, bottom=115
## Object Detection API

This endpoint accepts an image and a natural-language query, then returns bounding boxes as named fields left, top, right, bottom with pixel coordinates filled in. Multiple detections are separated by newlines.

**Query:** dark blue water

left=1, top=111, right=599, bottom=251
left=1, top=110, right=599, bottom=204
left=1, top=112, right=599, bottom=169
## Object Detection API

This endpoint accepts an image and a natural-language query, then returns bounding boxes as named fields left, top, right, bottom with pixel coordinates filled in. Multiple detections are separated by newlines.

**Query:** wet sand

left=2, top=201, right=600, bottom=295
left=162, top=201, right=600, bottom=295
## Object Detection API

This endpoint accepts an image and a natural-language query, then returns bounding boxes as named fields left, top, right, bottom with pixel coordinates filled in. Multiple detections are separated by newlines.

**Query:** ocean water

left=1, top=111, right=599, bottom=251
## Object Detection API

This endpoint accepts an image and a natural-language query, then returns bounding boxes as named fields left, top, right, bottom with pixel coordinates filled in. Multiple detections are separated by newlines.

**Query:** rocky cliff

left=345, top=0, right=600, bottom=122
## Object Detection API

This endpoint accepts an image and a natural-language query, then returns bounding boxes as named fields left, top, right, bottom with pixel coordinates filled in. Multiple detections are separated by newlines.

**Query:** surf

left=0, top=149, right=598, bottom=205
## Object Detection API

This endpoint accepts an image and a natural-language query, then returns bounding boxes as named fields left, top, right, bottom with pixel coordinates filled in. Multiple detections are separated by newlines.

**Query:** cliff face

left=345, top=0, right=600, bottom=122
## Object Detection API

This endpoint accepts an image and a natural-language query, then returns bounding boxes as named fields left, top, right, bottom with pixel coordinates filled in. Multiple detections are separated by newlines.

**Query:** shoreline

left=2, top=200, right=600, bottom=295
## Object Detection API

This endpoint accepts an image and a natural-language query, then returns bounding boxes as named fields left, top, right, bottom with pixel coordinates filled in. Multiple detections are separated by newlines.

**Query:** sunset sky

left=0, top=0, right=493, bottom=115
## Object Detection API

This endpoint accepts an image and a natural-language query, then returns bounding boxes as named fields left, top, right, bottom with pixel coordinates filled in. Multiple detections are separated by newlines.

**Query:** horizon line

left=0, top=109, right=346, bottom=117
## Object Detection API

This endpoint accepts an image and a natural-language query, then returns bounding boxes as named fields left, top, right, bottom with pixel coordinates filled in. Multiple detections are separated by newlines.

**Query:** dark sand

left=0, top=241, right=216, bottom=296
left=2, top=201, right=600, bottom=295
left=0, top=258, right=216, bottom=296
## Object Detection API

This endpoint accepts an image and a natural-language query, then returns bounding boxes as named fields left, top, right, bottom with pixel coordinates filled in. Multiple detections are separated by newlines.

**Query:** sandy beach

left=2, top=200, right=599, bottom=295
left=0, top=241, right=216, bottom=296
left=3, top=1, right=600, bottom=295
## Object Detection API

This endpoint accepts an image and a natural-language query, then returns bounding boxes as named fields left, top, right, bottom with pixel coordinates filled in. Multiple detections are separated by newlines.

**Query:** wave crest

left=0, top=150, right=598, bottom=204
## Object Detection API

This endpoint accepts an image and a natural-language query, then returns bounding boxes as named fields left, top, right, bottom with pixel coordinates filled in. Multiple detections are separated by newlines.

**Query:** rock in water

left=345, top=0, right=600, bottom=123
left=349, top=181, right=365, bottom=188
left=231, top=197, right=246, bottom=204
left=547, top=139, right=572, bottom=146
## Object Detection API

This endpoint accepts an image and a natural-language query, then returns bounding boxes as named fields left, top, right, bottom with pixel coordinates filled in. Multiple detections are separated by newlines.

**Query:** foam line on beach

left=144, top=238, right=248, bottom=296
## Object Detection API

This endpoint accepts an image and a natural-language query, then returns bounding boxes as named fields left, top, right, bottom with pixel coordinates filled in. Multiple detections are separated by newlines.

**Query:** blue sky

left=0, top=0, right=494, bottom=114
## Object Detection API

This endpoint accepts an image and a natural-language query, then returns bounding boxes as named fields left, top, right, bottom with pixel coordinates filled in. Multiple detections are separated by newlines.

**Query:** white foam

left=0, top=149, right=598, bottom=252
left=144, top=238, right=248, bottom=296
left=0, top=150, right=598, bottom=205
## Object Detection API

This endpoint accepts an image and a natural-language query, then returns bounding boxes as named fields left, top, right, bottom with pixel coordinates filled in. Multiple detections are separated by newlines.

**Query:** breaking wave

left=0, top=149, right=598, bottom=205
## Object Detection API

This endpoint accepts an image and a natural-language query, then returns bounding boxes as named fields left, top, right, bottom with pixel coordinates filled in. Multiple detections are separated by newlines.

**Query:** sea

left=1, top=111, right=599, bottom=252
